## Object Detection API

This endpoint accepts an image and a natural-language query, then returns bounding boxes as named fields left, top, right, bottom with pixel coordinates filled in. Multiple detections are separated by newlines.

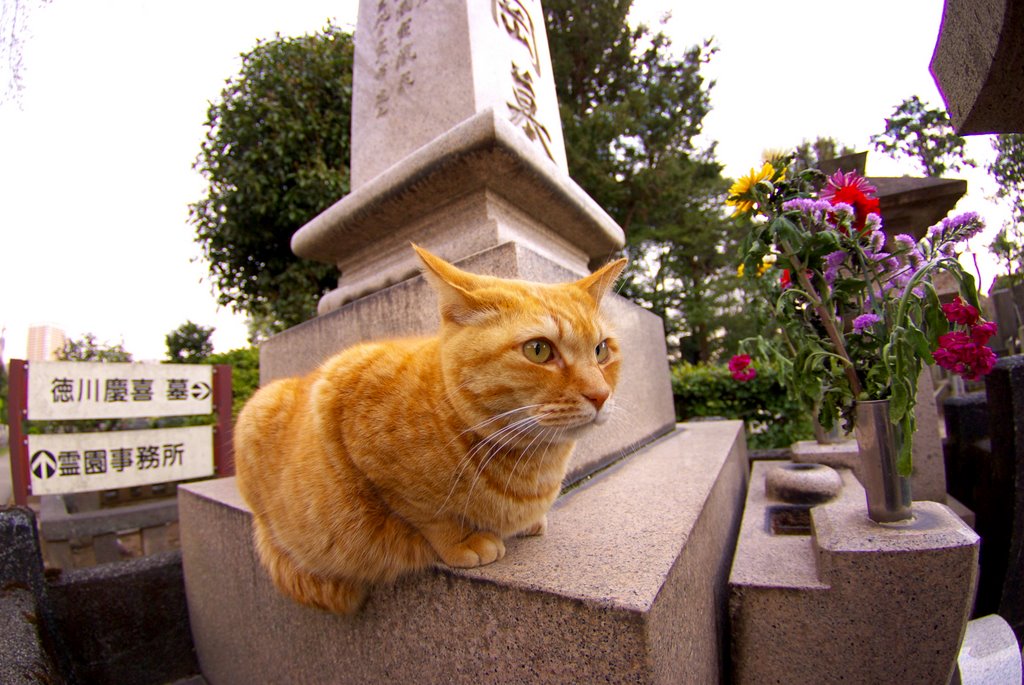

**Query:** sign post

left=9, top=360, right=29, bottom=506
left=7, top=360, right=233, bottom=506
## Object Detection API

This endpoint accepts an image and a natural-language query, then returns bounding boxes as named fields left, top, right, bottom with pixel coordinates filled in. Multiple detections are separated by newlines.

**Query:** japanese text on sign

left=27, top=361, right=213, bottom=420
left=27, top=425, right=215, bottom=495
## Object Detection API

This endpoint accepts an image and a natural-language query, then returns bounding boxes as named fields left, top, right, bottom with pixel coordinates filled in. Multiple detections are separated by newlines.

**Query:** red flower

left=728, top=354, right=757, bottom=382
left=941, top=296, right=981, bottom=326
left=933, top=330, right=997, bottom=381
left=779, top=268, right=812, bottom=290
left=971, top=321, right=997, bottom=345
left=821, top=170, right=881, bottom=233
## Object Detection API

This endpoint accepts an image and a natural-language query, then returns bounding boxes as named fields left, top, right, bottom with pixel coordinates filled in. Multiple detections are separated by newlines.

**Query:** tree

left=57, top=333, right=132, bottom=362
left=166, top=320, right=215, bottom=364
left=791, top=137, right=856, bottom=173
left=986, top=134, right=1024, bottom=286
left=545, top=0, right=738, bottom=362
left=191, top=22, right=354, bottom=334
left=206, top=347, right=260, bottom=417
left=870, top=95, right=975, bottom=177
left=1, top=0, right=51, bottom=106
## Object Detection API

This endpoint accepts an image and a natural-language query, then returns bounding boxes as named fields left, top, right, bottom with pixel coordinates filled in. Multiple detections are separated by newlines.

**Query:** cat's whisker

left=458, top=413, right=550, bottom=527
left=435, top=409, right=546, bottom=518
left=443, top=404, right=545, bottom=450
left=499, top=424, right=559, bottom=532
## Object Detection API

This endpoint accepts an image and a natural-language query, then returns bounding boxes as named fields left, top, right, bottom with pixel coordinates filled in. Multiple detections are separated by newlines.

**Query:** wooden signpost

left=7, top=360, right=233, bottom=506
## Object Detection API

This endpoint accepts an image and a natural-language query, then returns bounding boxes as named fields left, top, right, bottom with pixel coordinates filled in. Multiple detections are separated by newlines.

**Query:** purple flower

left=824, top=250, right=846, bottom=283
left=868, top=230, right=885, bottom=252
left=852, top=313, right=881, bottom=334
left=928, top=211, right=985, bottom=244
left=894, top=234, right=916, bottom=249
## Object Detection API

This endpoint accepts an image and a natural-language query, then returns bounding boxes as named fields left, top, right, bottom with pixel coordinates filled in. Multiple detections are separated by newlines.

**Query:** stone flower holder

left=730, top=460, right=979, bottom=684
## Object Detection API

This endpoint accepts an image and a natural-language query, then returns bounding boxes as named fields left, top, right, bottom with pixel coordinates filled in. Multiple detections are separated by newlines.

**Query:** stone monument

left=179, top=2, right=749, bottom=682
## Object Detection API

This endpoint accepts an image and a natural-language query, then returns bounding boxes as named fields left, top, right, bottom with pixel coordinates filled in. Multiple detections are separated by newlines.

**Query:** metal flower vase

left=854, top=399, right=912, bottom=523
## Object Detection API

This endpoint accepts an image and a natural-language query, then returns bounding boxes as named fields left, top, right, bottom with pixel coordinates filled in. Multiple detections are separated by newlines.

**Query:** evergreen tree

left=191, top=23, right=354, bottom=334
left=545, top=0, right=737, bottom=361
left=166, top=321, right=215, bottom=364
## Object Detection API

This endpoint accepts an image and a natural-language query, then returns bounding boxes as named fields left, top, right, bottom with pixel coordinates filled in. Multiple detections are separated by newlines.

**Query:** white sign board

left=27, top=425, right=215, bottom=495
left=27, top=361, right=213, bottom=420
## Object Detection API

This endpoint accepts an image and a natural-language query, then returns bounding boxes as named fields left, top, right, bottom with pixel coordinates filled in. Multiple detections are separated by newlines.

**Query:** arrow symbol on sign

left=191, top=382, right=211, bottom=401
left=31, top=450, right=56, bottom=480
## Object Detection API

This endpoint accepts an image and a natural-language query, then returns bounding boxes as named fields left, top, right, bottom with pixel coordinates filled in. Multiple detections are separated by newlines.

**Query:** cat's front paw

left=441, top=531, right=506, bottom=568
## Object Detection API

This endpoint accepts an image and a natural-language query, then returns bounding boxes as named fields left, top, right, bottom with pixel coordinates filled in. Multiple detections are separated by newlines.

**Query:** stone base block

left=730, top=461, right=979, bottom=684
left=179, top=421, right=748, bottom=685
left=952, top=614, right=1023, bottom=685
left=259, top=241, right=677, bottom=484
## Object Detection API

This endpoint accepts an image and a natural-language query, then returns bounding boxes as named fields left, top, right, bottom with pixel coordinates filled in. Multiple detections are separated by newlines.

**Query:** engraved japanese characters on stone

left=493, top=0, right=554, bottom=161
left=492, top=0, right=541, bottom=75
left=507, top=64, right=554, bottom=161
left=373, top=0, right=422, bottom=118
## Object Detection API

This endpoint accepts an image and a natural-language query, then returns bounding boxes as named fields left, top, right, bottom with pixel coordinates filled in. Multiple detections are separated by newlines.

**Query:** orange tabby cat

left=234, top=245, right=626, bottom=613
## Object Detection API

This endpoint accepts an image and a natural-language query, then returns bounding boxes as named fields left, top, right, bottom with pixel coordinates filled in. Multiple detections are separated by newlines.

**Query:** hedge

left=671, top=362, right=813, bottom=450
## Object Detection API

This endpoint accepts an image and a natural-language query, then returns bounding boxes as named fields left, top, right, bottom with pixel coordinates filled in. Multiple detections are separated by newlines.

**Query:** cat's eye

left=595, top=340, right=611, bottom=363
left=523, top=339, right=554, bottom=364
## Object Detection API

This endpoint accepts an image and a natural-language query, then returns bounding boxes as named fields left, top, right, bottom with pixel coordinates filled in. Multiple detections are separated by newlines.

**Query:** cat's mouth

left=535, top=398, right=613, bottom=431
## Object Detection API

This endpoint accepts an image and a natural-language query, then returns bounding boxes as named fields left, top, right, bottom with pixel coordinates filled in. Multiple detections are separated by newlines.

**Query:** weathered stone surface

left=350, top=0, right=567, bottom=187
left=764, top=463, right=842, bottom=504
left=39, top=494, right=178, bottom=541
left=295, top=111, right=623, bottom=310
left=260, top=241, right=677, bottom=485
left=951, top=614, right=1023, bottom=685
left=47, top=550, right=199, bottom=685
left=180, top=421, right=748, bottom=685
left=872, top=175, right=967, bottom=239
left=0, top=587, right=61, bottom=685
left=730, top=461, right=979, bottom=684
left=0, top=507, right=72, bottom=683
left=930, top=0, right=1024, bottom=134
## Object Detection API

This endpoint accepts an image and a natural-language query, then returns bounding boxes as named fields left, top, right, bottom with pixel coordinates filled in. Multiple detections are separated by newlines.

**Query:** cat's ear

left=575, top=257, right=627, bottom=306
left=412, top=244, right=489, bottom=324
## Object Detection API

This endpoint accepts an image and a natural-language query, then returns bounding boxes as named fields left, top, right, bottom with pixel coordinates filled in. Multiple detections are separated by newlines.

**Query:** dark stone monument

left=984, top=355, right=1024, bottom=642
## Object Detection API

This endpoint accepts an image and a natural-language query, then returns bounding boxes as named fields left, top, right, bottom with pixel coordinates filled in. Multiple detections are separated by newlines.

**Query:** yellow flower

left=757, top=253, right=777, bottom=276
left=737, top=263, right=746, bottom=277
left=726, top=162, right=776, bottom=216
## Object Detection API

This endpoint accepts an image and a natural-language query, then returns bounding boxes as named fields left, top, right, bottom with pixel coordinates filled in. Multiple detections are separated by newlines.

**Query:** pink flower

left=820, top=170, right=881, bottom=233
left=971, top=321, right=997, bottom=345
left=933, top=330, right=997, bottom=381
left=941, top=296, right=981, bottom=326
left=729, top=354, right=757, bottom=382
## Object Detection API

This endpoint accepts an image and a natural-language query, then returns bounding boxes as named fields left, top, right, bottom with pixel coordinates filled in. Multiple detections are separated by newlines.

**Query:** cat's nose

left=583, top=387, right=609, bottom=411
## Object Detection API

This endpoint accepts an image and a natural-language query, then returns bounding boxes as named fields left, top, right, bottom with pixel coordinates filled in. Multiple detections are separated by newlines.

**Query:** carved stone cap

left=291, top=107, right=625, bottom=265
left=930, top=0, right=1024, bottom=134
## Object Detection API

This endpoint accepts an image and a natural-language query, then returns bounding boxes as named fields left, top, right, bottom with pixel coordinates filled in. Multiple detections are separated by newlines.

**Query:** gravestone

left=930, top=0, right=1024, bottom=134
left=261, top=0, right=677, bottom=482
left=180, top=2, right=749, bottom=683
left=983, top=356, right=1024, bottom=643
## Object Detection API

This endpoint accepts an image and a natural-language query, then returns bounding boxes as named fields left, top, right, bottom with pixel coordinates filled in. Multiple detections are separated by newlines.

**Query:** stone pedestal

left=730, top=461, right=979, bottom=684
left=180, top=421, right=748, bottom=685
left=930, top=0, right=1024, bottom=134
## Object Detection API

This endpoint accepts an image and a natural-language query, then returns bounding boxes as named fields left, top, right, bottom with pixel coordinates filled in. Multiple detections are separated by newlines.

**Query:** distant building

left=27, top=325, right=66, bottom=361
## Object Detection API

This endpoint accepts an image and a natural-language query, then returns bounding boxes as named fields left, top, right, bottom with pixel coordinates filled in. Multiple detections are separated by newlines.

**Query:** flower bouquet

left=728, top=157, right=995, bottom=479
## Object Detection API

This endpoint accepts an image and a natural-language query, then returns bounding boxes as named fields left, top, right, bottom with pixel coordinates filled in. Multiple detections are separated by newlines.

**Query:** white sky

left=0, top=0, right=1008, bottom=362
